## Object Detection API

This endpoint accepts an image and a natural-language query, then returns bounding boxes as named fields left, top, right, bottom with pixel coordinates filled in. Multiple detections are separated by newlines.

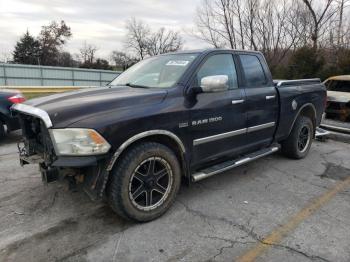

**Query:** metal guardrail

left=0, top=63, right=121, bottom=87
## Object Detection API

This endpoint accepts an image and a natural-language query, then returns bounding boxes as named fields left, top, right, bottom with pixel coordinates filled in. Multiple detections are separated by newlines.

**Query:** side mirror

left=200, top=75, right=229, bottom=93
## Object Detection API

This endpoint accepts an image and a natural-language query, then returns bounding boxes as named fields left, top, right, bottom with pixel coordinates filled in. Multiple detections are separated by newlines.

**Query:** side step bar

left=315, top=127, right=330, bottom=138
left=191, top=144, right=280, bottom=182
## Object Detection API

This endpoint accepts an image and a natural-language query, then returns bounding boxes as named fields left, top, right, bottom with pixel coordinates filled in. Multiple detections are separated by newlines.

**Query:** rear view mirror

left=200, top=75, right=229, bottom=93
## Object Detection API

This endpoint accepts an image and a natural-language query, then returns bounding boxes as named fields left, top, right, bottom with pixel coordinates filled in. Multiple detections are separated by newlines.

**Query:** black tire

left=107, top=142, right=181, bottom=222
left=281, top=116, right=314, bottom=159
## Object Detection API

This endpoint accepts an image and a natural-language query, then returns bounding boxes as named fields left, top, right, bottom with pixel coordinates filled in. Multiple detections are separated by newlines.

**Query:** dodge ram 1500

left=12, top=49, right=326, bottom=222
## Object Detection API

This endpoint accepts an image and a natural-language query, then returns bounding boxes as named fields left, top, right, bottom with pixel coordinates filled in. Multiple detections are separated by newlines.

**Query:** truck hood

left=327, top=91, right=350, bottom=103
left=24, top=86, right=167, bottom=127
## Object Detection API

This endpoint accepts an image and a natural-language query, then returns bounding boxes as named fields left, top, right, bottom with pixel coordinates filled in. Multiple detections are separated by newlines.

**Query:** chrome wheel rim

left=129, top=157, right=173, bottom=211
left=298, top=125, right=311, bottom=153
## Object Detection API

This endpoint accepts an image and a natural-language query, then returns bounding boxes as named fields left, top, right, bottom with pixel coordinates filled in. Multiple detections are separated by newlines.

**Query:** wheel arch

left=106, top=130, right=187, bottom=176
left=289, top=103, right=317, bottom=136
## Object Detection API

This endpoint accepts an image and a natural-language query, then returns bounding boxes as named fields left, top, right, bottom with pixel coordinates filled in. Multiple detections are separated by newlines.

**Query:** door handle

left=231, top=99, right=244, bottom=105
left=266, top=95, right=276, bottom=100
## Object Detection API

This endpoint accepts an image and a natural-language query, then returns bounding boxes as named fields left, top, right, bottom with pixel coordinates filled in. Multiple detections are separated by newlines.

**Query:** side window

left=239, top=55, right=267, bottom=87
left=196, top=54, right=238, bottom=89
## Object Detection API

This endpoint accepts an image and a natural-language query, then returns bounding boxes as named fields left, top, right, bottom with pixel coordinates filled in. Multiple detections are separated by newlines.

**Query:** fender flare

left=106, top=129, right=186, bottom=172
left=288, top=103, right=317, bottom=136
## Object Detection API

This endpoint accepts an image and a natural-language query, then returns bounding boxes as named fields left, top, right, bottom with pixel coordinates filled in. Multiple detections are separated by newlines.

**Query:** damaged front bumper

left=17, top=137, right=112, bottom=201
left=12, top=103, right=114, bottom=200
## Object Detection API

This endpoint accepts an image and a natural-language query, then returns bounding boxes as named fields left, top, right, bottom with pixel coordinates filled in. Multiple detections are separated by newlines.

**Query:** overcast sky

left=0, top=0, right=210, bottom=61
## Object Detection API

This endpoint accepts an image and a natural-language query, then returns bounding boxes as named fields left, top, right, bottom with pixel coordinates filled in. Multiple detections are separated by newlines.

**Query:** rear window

left=326, top=80, right=350, bottom=92
left=239, top=55, right=267, bottom=87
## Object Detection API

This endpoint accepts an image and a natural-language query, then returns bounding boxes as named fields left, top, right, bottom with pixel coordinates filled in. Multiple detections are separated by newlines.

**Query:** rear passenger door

left=238, top=54, right=278, bottom=149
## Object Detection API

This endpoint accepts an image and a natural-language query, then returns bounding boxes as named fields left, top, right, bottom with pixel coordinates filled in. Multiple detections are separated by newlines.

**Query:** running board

left=191, top=145, right=280, bottom=182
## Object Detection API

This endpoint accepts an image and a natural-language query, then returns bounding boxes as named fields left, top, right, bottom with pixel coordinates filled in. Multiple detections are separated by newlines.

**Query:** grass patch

left=24, top=92, right=55, bottom=100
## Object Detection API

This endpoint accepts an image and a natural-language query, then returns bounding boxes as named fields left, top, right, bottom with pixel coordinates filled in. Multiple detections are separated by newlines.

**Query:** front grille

left=18, top=113, right=56, bottom=164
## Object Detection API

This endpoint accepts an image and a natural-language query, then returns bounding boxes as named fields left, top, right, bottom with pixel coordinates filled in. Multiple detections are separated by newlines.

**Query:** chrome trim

left=3, top=124, right=8, bottom=133
left=106, top=130, right=186, bottom=171
left=315, top=127, right=330, bottom=137
left=247, top=122, right=275, bottom=133
left=265, top=95, right=275, bottom=100
left=235, top=158, right=251, bottom=165
left=191, top=146, right=280, bottom=182
left=276, top=78, right=320, bottom=87
left=11, top=103, right=53, bottom=128
left=193, top=128, right=246, bottom=146
left=193, top=122, right=276, bottom=146
left=231, top=99, right=244, bottom=105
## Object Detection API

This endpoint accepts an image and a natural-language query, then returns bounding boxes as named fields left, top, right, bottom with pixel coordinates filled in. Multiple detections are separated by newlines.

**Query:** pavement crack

left=177, top=200, right=261, bottom=241
left=178, top=201, right=332, bottom=262
left=270, top=165, right=331, bottom=191
left=198, top=235, right=255, bottom=261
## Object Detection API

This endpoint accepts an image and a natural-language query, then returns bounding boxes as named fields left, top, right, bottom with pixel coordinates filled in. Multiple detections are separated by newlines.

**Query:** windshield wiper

left=125, top=83, right=149, bottom=89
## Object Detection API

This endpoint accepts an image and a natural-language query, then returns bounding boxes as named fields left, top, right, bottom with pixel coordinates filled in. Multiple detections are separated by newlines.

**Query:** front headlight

left=50, top=128, right=111, bottom=156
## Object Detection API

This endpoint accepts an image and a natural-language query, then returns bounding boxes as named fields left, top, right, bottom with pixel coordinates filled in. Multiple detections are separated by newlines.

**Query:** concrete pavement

left=0, top=132, right=349, bottom=262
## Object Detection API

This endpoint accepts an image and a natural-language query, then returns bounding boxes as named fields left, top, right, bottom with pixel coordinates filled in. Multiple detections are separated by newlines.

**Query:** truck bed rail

left=275, top=78, right=321, bottom=87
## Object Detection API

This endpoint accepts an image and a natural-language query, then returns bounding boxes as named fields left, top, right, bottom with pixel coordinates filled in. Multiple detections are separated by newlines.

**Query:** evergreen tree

left=287, top=47, right=325, bottom=79
left=13, top=31, right=41, bottom=65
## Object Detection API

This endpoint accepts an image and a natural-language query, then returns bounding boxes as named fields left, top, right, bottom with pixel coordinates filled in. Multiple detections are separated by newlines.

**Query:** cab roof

left=163, top=48, right=262, bottom=56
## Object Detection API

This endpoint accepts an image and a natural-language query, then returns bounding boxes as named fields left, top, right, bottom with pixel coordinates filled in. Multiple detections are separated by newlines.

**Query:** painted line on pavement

left=236, top=175, right=350, bottom=262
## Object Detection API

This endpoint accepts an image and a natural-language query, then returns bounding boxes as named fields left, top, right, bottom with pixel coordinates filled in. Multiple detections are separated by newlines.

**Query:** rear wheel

left=107, top=142, right=181, bottom=222
left=281, top=116, right=313, bottom=159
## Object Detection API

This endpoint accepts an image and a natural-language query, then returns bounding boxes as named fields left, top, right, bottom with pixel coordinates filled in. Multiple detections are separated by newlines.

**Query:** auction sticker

left=166, top=60, right=189, bottom=66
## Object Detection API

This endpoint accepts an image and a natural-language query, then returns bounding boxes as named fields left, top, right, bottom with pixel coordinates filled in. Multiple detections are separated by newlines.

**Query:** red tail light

left=8, top=94, right=26, bottom=104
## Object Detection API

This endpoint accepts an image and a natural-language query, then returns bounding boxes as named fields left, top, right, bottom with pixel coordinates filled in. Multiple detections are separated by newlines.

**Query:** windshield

left=109, top=53, right=198, bottom=88
left=326, top=80, right=350, bottom=92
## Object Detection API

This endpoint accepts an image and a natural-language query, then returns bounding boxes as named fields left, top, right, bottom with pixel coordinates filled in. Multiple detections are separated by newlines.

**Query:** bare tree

left=125, top=18, right=150, bottom=59
left=233, top=0, right=245, bottom=49
left=79, top=42, right=98, bottom=64
left=302, top=0, right=337, bottom=49
left=146, top=28, right=183, bottom=56
left=125, top=18, right=183, bottom=59
left=194, top=0, right=307, bottom=67
left=253, top=0, right=307, bottom=67
left=194, top=0, right=249, bottom=49
left=194, top=0, right=226, bottom=48
left=245, top=0, right=259, bottom=50
left=110, top=51, right=137, bottom=70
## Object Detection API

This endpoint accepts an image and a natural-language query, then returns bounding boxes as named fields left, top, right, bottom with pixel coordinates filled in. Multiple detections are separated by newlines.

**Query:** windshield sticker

left=166, top=60, right=189, bottom=66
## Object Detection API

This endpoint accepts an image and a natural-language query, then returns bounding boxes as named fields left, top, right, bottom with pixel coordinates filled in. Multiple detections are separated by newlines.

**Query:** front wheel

left=281, top=116, right=314, bottom=159
left=107, top=142, right=181, bottom=222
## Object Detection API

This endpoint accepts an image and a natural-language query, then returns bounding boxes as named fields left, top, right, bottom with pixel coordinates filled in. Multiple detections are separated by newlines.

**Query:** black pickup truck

left=12, top=49, right=326, bottom=222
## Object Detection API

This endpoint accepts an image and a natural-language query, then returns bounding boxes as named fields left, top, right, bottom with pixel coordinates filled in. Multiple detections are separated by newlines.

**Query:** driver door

left=189, top=53, right=247, bottom=168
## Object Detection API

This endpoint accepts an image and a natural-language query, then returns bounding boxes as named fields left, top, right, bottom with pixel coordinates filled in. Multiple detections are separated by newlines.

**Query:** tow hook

left=40, top=164, right=59, bottom=183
